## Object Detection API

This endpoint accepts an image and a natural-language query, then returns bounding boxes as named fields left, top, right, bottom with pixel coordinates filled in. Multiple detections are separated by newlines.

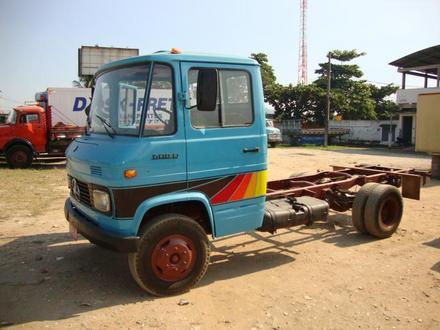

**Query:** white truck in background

left=36, top=87, right=91, bottom=127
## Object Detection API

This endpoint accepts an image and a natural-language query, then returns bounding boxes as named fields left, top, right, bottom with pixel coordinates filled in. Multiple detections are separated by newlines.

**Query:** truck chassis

left=256, top=164, right=430, bottom=238
left=267, top=164, right=428, bottom=208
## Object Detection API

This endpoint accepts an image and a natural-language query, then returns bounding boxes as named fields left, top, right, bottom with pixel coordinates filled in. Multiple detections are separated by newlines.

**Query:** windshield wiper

left=95, top=114, right=116, bottom=138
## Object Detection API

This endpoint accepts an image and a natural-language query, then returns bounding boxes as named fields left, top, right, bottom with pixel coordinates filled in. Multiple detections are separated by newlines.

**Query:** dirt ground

left=0, top=147, right=439, bottom=329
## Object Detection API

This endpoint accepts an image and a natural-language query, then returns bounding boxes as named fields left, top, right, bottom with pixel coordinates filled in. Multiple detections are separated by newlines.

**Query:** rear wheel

left=351, top=183, right=379, bottom=233
left=128, top=213, right=210, bottom=296
left=364, top=184, right=403, bottom=238
left=6, top=145, right=33, bottom=168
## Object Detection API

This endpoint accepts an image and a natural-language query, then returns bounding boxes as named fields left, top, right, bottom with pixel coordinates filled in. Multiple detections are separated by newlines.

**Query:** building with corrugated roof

left=389, top=45, right=440, bottom=145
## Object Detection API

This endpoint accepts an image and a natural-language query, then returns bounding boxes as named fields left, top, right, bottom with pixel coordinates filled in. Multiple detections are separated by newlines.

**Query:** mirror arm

left=179, top=91, right=197, bottom=110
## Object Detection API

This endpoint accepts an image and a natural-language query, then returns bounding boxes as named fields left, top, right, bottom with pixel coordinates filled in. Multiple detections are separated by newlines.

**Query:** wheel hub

left=380, top=196, right=399, bottom=227
left=151, top=234, right=196, bottom=281
left=12, top=151, right=27, bottom=165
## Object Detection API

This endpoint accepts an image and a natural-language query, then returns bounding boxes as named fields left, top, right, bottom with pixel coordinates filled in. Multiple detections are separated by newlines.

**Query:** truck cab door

left=180, top=62, right=267, bottom=237
left=17, top=113, right=46, bottom=152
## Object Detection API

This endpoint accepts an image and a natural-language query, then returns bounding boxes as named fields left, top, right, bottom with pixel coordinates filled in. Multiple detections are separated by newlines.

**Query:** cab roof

left=14, top=105, right=45, bottom=113
left=96, top=50, right=259, bottom=75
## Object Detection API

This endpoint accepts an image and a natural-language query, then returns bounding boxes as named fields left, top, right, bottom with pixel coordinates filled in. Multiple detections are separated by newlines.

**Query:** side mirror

left=196, top=69, right=217, bottom=111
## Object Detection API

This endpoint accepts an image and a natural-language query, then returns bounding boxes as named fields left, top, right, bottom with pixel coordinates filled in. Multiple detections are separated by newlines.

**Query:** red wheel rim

left=379, top=195, right=400, bottom=228
left=151, top=234, right=197, bottom=282
left=12, top=150, right=28, bottom=166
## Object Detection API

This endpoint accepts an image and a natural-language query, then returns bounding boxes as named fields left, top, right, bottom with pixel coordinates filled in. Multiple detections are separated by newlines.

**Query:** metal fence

left=275, top=119, right=302, bottom=145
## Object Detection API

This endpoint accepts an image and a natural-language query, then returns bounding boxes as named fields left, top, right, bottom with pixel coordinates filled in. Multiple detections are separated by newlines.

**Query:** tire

left=269, top=142, right=278, bottom=148
left=351, top=183, right=379, bottom=233
left=128, top=213, right=210, bottom=296
left=364, top=184, right=403, bottom=238
left=6, top=145, right=33, bottom=168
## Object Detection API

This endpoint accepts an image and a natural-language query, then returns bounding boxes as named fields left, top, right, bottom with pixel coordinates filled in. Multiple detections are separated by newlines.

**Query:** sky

left=0, top=0, right=439, bottom=112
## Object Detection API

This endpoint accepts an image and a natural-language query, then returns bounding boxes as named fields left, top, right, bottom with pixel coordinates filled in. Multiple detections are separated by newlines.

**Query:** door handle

left=243, top=147, right=260, bottom=153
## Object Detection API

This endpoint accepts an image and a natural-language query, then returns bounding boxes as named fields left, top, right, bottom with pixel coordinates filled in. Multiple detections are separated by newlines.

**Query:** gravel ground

left=0, top=147, right=439, bottom=329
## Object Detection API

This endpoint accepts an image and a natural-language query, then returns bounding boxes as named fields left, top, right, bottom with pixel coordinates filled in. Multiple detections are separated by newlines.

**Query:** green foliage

left=328, top=49, right=366, bottom=61
left=315, top=63, right=364, bottom=89
left=73, top=76, right=94, bottom=88
left=369, top=83, right=399, bottom=119
left=313, top=49, right=376, bottom=120
left=260, top=48, right=398, bottom=124
left=265, top=84, right=326, bottom=124
left=250, top=53, right=276, bottom=93
left=333, top=81, right=376, bottom=120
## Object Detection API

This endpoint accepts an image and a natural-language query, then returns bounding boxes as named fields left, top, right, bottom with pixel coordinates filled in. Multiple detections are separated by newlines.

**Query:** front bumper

left=268, top=135, right=282, bottom=143
left=64, top=198, right=139, bottom=253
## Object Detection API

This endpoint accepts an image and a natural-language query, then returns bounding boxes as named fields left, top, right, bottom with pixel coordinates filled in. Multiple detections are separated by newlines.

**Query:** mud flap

left=401, top=174, right=421, bottom=200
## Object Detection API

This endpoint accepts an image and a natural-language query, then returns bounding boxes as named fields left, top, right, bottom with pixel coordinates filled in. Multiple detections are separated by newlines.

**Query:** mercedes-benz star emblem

left=71, top=178, right=81, bottom=200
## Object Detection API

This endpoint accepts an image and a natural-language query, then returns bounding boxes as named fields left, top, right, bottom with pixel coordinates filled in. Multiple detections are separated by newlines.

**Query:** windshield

left=5, top=110, right=17, bottom=124
left=90, top=63, right=176, bottom=137
left=90, top=64, right=150, bottom=136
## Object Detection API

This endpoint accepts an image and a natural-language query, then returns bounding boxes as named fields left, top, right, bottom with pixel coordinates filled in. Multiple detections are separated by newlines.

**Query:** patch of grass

left=0, top=166, right=68, bottom=220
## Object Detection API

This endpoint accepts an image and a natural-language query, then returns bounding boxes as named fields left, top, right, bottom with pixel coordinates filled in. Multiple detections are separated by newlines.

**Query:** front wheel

left=128, top=213, right=210, bottom=296
left=6, top=145, right=33, bottom=168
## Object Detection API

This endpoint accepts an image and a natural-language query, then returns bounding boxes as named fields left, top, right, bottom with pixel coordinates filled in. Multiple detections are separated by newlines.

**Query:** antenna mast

left=298, top=0, right=308, bottom=84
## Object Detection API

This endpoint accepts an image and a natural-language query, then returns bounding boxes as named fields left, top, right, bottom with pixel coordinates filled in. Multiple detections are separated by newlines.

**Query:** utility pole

left=325, top=53, right=331, bottom=147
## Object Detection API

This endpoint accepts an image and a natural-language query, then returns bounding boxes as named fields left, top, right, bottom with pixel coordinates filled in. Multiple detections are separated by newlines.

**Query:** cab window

left=20, top=114, right=39, bottom=124
left=189, top=69, right=253, bottom=128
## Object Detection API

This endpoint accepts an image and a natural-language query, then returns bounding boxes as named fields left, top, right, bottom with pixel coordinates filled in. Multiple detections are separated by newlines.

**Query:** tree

left=252, top=49, right=398, bottom=124
left=250, top=53, right=276, bottom=93
left=369, top=84, right=399, bottom=119
left=72, top=76, right=94, bottom=88
left=315, top=50, right=366, bottom=89
left=314, top=49, right=376, bottom=120
left=265, top=84, right=326, bottom=124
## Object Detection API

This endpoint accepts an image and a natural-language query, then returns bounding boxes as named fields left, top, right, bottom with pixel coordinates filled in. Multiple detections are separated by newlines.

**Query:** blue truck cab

left=65, top=50, right=269, bottom=295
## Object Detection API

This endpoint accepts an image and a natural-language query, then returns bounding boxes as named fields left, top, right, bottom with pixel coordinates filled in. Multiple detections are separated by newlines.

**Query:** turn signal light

left=124, top=169, right=137, bottom=179
left=170, top=48, right=181, bottom=54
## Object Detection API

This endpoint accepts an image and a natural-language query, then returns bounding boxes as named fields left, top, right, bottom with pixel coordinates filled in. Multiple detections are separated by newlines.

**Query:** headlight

left=92, top=189, right=110, bottom=212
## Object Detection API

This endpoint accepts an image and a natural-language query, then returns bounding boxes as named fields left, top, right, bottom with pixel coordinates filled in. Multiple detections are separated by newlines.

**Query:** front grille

left=68, top=175, right=111, bottom=215
left=69, top=176, right=93, bottom=207
left=77, top=180, right=93, bottom=207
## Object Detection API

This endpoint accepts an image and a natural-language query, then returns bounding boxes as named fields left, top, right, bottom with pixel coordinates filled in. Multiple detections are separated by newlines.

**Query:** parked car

left=266, top=119, right=282, bottom=147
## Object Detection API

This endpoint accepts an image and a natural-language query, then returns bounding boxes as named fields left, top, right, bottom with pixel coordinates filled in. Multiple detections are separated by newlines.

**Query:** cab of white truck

left=266, top=119, right=282, bottom=147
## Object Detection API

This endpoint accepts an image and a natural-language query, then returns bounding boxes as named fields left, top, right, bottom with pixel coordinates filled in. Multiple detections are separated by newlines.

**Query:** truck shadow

left=0, top=215, right=376, bottom=326
left=423, top=238, right=440, bottom=273
left=0, top=158, right=66, bottom=170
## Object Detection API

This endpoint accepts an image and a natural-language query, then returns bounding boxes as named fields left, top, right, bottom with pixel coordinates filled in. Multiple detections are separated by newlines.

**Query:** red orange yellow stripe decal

left=210, top=170, right=267, bottom=205
left=229, top=173, right=253, bottom=201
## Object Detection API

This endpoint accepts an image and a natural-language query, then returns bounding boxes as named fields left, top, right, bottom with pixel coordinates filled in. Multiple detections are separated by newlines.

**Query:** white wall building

left=330, top=120, right=399, bottom=145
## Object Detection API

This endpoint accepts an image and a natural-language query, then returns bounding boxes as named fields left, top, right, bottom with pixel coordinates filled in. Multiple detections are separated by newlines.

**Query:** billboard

left=78, top=46, right=139, bottom=77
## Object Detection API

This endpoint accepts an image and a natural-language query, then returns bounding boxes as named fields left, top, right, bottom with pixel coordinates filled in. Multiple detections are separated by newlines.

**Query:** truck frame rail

left=266, top=164, right=431, bottom=212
